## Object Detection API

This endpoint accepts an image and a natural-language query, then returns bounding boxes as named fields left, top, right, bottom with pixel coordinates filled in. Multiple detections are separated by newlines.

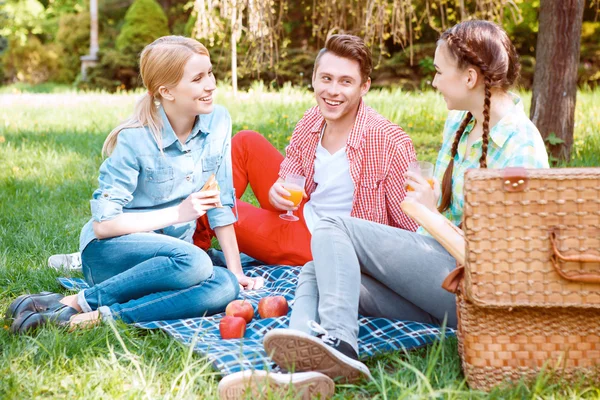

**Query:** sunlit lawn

left=0, top=85, right=599, bottom=399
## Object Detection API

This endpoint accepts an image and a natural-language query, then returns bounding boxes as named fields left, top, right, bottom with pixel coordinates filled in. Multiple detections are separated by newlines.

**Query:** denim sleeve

left=206, top=113, right=237, bottom=229
left=90, top=133, right=140, bottom=222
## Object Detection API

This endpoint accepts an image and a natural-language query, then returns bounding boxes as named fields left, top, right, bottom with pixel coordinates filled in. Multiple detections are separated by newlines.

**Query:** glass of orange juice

left=280, top=174, right=306, bottom=222
left=406, top=161, right=434, bottom=191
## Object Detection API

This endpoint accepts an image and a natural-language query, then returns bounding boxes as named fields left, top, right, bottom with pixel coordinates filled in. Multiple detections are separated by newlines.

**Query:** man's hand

left=268, top=181, right=298, bottom=211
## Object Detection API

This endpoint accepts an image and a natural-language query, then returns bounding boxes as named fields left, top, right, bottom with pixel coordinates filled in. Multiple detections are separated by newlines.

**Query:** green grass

left=1, top=85, right=599, bottom=399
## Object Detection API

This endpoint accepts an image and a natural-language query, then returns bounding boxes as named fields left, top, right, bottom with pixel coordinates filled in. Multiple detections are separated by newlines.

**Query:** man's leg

left=194, top=130, right=285, bottom=250
left=263, top=219, right=369, bottom=382
left=234, top=200, right=312, bottom=266
left=358, top=274, right=440, bottom=325
left=231, top=130, right=284, bottom=210
left=289, top=261, right=320, bottom=333
left=264, top=216, right=456, bottom=382
left=316, top=216, right=458, bottom=339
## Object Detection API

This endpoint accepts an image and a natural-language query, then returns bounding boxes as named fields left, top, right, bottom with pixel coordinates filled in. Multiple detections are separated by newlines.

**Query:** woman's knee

left=213, top=267, right=240, bottom=305
left=169, top=244, right=214, bottom=286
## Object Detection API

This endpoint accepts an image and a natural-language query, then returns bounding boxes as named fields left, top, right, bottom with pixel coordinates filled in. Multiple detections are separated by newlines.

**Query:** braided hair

left=437, top=20, right=520, bottom=213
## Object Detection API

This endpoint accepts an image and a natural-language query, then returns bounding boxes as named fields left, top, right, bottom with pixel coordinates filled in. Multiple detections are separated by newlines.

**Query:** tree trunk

left=90, top=0, right=99, bottom=56
left=230, top=0, right=238, bottom=97
left=530, top=0, right=585, bottom=164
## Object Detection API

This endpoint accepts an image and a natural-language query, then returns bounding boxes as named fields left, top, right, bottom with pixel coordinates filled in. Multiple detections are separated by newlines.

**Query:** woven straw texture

left=463, top=168, right=600, bottom=308
left=457, top=292, right=600, bottom=390
left=457, top=167, right=600, bottom=391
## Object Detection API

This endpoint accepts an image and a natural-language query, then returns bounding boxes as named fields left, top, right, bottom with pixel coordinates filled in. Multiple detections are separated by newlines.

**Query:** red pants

left=194, top=130, right=312, bottom=266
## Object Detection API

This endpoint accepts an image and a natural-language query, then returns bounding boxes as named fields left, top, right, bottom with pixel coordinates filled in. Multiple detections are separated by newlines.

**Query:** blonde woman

left=6, top=36, right=263, bottom=333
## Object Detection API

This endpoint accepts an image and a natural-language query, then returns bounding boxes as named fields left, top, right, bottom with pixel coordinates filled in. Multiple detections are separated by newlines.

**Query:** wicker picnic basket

left=446, top=167, right=600, bottom=391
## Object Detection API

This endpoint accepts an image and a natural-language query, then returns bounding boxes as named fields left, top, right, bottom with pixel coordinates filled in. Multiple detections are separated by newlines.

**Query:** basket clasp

left=503, top=167, right=528, bottom=192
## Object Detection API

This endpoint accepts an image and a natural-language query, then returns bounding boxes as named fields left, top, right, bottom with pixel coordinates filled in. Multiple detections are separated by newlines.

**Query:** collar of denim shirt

left=158, top=106, right=211, bottom=150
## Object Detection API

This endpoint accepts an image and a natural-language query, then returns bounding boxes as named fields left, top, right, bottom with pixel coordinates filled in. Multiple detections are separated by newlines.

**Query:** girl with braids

left=6, top=36, right=263, bottom=334
left=252, top=20, right=549, bottom=388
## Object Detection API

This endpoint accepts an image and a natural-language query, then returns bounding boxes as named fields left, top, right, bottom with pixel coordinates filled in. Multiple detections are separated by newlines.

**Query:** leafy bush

left=79, top=49, right=139, bottom=92
left=79, top=0, right=169, bottom=91
left=1, top=36, right=61, bottom=84
left=54, top=10, right=90, bottom=83
left=115, top=0, right=169, bottom=56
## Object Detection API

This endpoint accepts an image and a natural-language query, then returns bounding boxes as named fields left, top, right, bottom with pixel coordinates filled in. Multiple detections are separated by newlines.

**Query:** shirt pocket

left=202, top=154, right=221, bottom=173
left=359, top=175, right=385, bottom=220
left=201, top=153, right=222, bottom=189
left=143, top=166, right=175, bottom=201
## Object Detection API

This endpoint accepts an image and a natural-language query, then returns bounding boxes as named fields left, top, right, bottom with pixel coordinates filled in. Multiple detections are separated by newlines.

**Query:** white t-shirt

left=303, top=135, right=354, bottom=233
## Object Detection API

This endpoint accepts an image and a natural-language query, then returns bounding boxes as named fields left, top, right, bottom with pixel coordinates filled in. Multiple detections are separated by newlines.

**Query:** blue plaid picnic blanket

left=58, top=265, right=454, bottom=375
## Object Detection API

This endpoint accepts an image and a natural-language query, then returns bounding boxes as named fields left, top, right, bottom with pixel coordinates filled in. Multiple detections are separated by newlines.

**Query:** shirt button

left=186, top=175, right=191, bottom=181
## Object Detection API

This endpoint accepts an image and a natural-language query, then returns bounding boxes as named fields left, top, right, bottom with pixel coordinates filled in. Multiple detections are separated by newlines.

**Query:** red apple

left=225, top=299, right=254, bottom=323
left=258, top=296, right=289, bottom=319
left=219, top=316, right=247, bottom=339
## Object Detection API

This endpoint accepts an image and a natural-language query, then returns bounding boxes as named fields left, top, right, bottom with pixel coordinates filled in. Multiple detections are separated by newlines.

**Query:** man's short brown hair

left=314, top=34, right=373, bottom=83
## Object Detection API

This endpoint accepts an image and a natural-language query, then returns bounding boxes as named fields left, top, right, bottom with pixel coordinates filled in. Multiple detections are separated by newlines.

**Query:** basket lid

left=462, top=167, right=600, bottom=309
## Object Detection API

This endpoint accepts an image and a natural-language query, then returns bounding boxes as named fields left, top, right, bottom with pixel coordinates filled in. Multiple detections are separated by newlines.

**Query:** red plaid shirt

left=279, top=100, right=418, bottom=231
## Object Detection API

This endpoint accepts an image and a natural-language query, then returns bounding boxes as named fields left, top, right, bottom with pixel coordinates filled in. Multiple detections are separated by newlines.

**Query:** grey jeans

left=289, top=216, right=458, bottom=353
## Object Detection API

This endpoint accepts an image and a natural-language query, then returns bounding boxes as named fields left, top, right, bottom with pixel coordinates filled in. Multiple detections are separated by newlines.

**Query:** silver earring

left=154, top=99, right=161, bottom=109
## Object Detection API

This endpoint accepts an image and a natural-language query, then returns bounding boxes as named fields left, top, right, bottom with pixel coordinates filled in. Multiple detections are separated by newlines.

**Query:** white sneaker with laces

left=217, top=369, right=335, bottom=400
left=47, top=252, right=82, bottom=272
left=263, top=321, right=372, bottom=383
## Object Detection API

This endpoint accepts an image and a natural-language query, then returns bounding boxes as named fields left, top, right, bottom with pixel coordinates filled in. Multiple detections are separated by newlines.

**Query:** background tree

left=1, top=0, right=599, bottom=94
left=0, top=1, right=8, bottom=83
left=85, top=0, right=170, bottom=90
left=55, top=10, right=90, bottom=83
left=530, top=0, right=586, bottom=163
left=192, top=0, right=286, bottom=95
left=116, top=0, right=170, bottom=56
left=309, top=0, right=522, bottom=65
left=0, top=0, right=63, bottom=84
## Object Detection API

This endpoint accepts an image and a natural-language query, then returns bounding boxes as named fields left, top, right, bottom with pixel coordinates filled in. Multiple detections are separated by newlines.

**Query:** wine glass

left=407, top=161, right=434, bottom=191
left=279, top=174, right=306, bottom=222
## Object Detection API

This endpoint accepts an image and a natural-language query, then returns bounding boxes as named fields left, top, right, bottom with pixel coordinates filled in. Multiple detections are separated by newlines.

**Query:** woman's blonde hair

left=102, top=36, right=210, bottom=156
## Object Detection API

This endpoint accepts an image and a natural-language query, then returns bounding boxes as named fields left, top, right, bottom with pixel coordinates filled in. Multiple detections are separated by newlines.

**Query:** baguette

left=400, top=200, right=465, bottom=265
left=201, top=173, right=223, bottom=208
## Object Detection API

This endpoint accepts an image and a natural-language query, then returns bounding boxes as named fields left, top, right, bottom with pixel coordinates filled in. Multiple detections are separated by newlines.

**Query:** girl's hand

left=404, top=171, right=441, bottom=213
left=177, top=190, right=220, bottom=223
left=234, top=273, right=265, bottom=291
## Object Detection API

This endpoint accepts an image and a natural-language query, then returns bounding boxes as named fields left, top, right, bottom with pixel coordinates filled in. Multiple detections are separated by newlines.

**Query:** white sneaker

left=47, top=252, right=82, bottom=272
left=263, top=321, right=372, bottom=383
left=217, top=370, right=334, bottom=400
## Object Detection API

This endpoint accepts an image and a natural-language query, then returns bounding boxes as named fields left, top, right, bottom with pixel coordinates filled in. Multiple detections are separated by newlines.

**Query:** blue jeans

left=80, top=233, right=239, bottom=323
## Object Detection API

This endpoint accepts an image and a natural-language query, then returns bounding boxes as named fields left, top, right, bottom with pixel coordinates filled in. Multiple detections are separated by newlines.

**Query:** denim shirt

left=79, top=105, right=236, bottom=252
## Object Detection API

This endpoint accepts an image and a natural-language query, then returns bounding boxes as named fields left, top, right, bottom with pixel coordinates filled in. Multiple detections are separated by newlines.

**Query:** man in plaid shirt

left=194, top=34, right=417, bottom=268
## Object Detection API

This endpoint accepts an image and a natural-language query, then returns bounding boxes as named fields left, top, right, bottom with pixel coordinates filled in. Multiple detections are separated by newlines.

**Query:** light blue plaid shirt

left=418, top=93, right=549, bottom=234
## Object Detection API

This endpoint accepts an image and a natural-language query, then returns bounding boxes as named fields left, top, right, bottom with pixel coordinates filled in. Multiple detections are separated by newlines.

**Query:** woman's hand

left=177, top=190, right=220, bottom=223
left=404, top=171, right=441, bottom=213
left=234, top=273, right=265, bottom=291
